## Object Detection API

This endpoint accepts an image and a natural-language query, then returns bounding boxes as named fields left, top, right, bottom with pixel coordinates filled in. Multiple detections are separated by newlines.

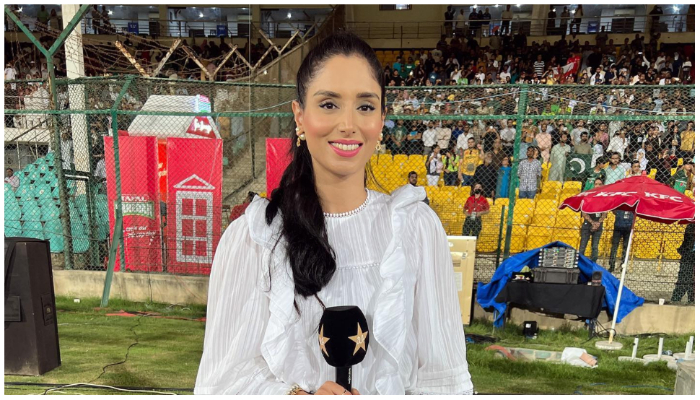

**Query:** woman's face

left=291, top=55, right=384, bottom=180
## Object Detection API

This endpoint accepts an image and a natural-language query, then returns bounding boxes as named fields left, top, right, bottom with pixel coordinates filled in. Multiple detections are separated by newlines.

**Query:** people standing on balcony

left=482, top=8, right=492, bottom=37
left=444, top=5, right=455, bottom=37
left=547, top=7, right=557, bottom=35
left=649, top=5, right=663, bottom=34
left=500, top=5, right=513, bottom=36
left=560, top=7, right=570, bottom=37
left=518, top=146, right=542, bottom=199
left=102, top=6, right=110, bottom=34
left=48, top=9, right=59, bottom=31
left=456, top=9, right=466, bottom=38
left=468, top=8, right=479, bottom=37
left=37, top=5, right=49, bottom=30
left=459, top=138, right=480, bottom=187
left=91, top=5, right=101, bottom=34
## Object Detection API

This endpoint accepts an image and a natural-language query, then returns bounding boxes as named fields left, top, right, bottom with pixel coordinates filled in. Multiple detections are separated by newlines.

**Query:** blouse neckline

left=323, top=189, right=370, bottom=218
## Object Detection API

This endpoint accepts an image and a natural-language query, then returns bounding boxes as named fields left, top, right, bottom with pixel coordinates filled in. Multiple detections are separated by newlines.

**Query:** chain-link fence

left=4, top=79, right=695, bottom=303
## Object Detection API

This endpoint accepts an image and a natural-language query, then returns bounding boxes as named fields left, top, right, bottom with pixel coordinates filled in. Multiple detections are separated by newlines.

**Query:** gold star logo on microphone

left=319, top=325, right=330, bottom=357
left=348, top=323, right=368, bottom=355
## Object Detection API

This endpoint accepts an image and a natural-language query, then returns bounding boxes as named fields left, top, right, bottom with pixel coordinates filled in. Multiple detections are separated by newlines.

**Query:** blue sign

left=587, top=21, right=599, bottom=34
left=128, top=22, right=139, bottom=34
left=217, top=25, right=227, bottom=37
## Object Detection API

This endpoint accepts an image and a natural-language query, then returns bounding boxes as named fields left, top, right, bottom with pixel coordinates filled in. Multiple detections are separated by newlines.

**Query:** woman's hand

left=312, top=381, right=360, bottom=395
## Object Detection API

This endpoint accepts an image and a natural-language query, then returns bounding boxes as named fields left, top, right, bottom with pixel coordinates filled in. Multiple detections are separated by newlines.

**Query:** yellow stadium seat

left=685, top=190, right=694, bottom=200
left=648, top=169, right=657, bottom=179
left=552, top=228, right=580, bottom=249
left=540, top=181, right=562, bottom=200
left=662, top=233, right=683, bottom=260
left=671, top=168, right=677, bottom=176
left=632, top=233, right=662, bottom=259
left=677, top=158, right=684, bottom=166
left=508, top=224, right=528, bottom=253
left=425, top=185, right=439, bottom=201
left=440, top=185, right=459, bottom=198
left=458, top=185, right=471, bottom=197
left=555, top=208, right=582, bottom=227
left=559, top=188, right=581, bottom=202
left=526, top=226, right=553, bottom=250
left=477, top=233, right=499, bottom=252
left=531, top=213, right=557, bottom=227
left=515, top=198, right=535, bottom=213
left=534, top=199, right=558, bottom=215
left=378, top=154, right=393, bottom=166
left=563, top=181, right=583, bottom=191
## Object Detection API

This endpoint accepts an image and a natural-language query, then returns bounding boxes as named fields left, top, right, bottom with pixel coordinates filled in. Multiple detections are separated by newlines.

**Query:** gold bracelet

left=287, top=383, right=302, bottom=395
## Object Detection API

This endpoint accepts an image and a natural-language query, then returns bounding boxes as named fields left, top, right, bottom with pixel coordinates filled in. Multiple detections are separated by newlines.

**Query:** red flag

left=559, top=176, right=694, bottom=224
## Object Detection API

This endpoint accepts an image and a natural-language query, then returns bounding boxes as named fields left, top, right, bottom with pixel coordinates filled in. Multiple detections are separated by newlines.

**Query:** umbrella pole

left=609, top=215, right=636, bottom=343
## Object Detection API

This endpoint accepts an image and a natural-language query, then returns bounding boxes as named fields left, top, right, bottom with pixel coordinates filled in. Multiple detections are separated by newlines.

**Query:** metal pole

left=495, top=204, right=506, bottom=267
left=609, top=214, right=636, bottom=343
left=503, top=85, right=529, bottom=258
left=101, top=214, right=122, bottom=307
left=47, top=62, right=74, bottom=270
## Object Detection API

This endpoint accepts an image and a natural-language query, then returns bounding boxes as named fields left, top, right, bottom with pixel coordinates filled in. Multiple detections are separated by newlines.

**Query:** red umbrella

left=560, top=175, right=695, bottom=224
left=559, top=175, right=695, bottom=345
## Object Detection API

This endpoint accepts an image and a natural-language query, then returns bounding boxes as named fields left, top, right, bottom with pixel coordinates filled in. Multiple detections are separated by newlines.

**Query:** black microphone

left=318, top=306, right=370, bottom=392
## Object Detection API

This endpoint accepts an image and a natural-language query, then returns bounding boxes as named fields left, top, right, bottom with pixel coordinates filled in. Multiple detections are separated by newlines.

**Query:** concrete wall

left=53, top=270, right=209, bottom=305
left=53, top=270, right=694, bottom=335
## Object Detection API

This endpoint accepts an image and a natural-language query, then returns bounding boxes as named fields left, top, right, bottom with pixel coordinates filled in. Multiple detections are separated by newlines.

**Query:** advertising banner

left=104, top=136, right=163, bottom=272
left=266, top=138, right=292, bottom=196
left=166, top=138, right=223, bottom=275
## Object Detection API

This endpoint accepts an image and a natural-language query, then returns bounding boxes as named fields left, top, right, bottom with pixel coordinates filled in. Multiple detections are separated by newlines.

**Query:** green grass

left=4, top=297, right=206, bottom=395
left=4, top=298, right=690, bottom=395
left=465, top=318, right=688, bottom=395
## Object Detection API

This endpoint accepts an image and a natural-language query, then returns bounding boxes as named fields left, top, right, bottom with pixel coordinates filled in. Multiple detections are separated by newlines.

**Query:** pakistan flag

left=565, top=153, right=592, bottom=180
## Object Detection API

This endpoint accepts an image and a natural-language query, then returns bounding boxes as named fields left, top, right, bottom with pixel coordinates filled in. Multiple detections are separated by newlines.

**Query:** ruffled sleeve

left=406, top=202, right=474, bottom=395
left=193, top=213, right=292, bottom=395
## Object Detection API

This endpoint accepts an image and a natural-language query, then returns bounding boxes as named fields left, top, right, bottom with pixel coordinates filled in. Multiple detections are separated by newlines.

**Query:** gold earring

left=376, top=133, right=383, bottom=151
left=297, top=133, right=305, bottom=147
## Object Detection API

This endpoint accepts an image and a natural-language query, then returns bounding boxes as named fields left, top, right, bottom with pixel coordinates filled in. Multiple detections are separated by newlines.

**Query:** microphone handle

left=335, top=366, right=352, bottom=392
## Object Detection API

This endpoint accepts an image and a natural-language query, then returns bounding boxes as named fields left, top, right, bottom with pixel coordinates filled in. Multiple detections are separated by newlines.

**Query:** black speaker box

left=4, top=237, right=61, bottom=375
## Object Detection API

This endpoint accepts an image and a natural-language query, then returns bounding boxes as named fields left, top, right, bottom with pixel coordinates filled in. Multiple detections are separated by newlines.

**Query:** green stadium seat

left=40, top=202, right=60, bottom=222
left=22, top=221, right=45, bottom=240
left=20, top=200, right=42, bottom=222
left=43, top=219, right=64, bottom=253
left=5, top=220, right=23, bottom=237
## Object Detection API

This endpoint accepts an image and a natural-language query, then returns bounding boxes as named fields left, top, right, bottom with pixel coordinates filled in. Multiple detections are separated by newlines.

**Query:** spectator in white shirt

left=499, top=119, right=516, bottom=155
left=436, top=123, right=451, bottom=151
left=5, top=168, right=20, bottom=191
left=422, top=121, right=438, bottom=155
left=607, top=129, right=628, bottom=159
left=456, top=126, right=474, bottom=152
left=570, top=120, right=587, bottom=145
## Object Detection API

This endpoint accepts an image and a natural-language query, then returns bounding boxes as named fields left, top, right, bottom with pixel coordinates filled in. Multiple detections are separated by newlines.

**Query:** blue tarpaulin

left=476, top=241, right=645, bottom=328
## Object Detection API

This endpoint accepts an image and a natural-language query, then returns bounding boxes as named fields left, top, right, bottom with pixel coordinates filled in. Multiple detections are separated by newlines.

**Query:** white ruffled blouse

left=194, top=185, right=473, bottom=395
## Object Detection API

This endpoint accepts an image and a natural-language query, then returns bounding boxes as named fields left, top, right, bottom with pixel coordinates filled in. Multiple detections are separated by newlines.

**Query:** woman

left=442, top=148, right=461, bottom=186
left=496, top=156, right=512, bottom=198
left=195, top=32, right=473, bottom=395
left=572, top=5, right=583, bottom=37
left=427, top=145, right=443, bottom=186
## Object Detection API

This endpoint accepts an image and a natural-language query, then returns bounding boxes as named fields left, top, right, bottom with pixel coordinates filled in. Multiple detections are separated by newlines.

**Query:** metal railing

left=346, top=14, right=694, bottom=40
left=5, top=17, right=323, bottom=40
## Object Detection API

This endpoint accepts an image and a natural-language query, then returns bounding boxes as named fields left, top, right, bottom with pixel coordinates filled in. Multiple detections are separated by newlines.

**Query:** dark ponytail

left=265, top=31, right=385, bottom=305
